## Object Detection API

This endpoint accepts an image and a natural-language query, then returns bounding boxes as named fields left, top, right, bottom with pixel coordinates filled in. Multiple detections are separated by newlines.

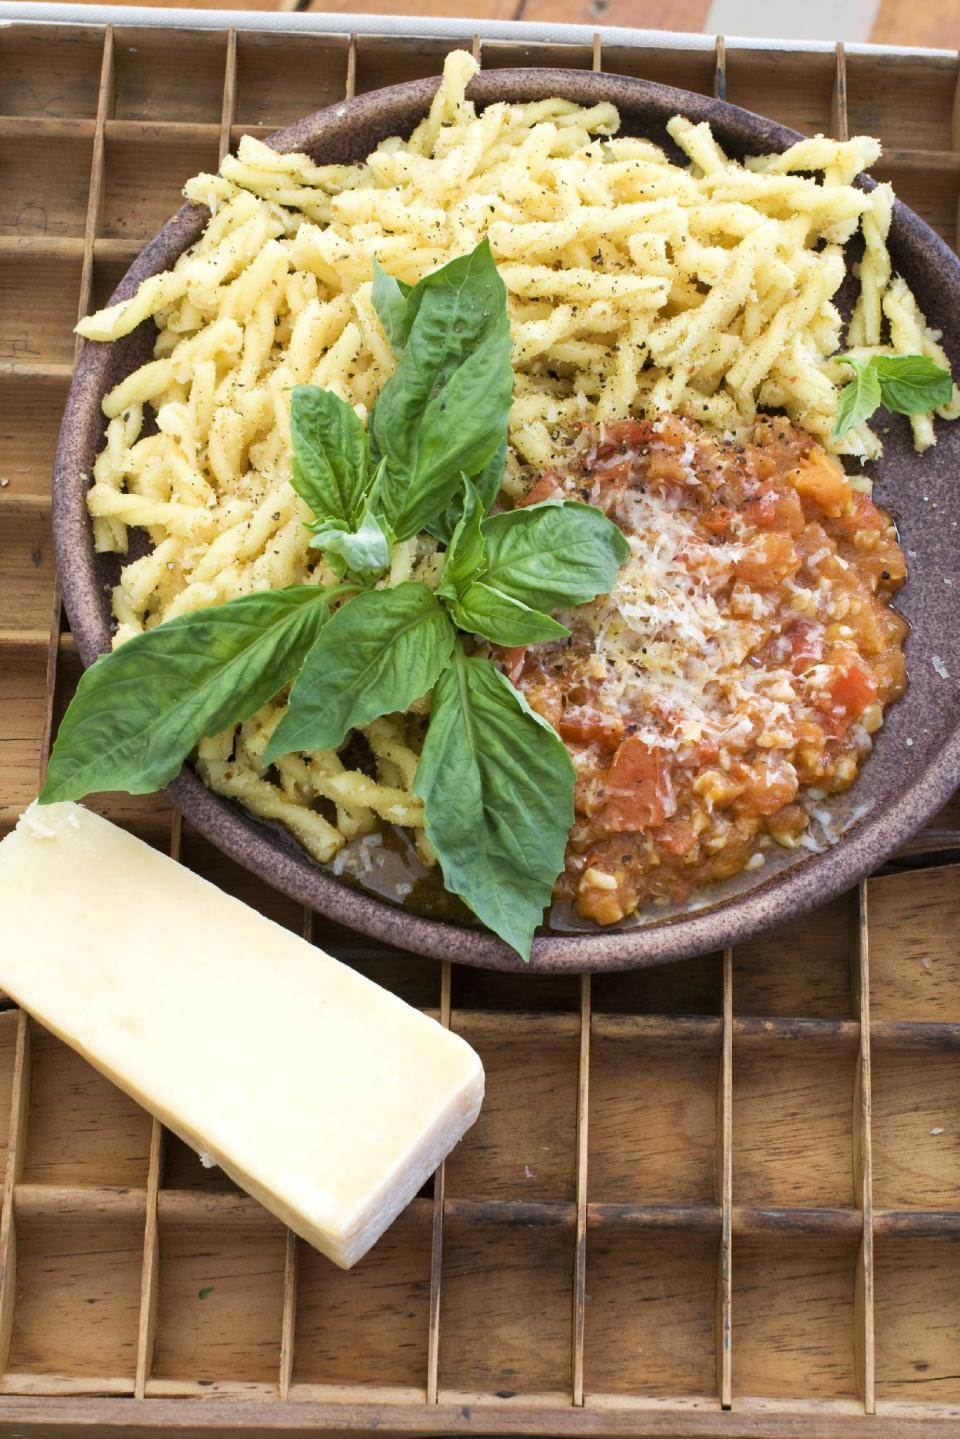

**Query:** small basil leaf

left=480, top=501, right=629, bottom=611
left=41, top=587, right=336, bottom=804
left=833, top=358, right=882, bottom=438
left=371, top=258, right=412, bottom=352
left=264, top=582, right=455, bottom=761
left=452, top=582, right=570, bottom=646
left=309, top=508, right=392, bottom=582
left=290, top=385, right=369, bottom=525
left=428, top=436, right=507, bottom=544
left=438, top=478, right=485, bottom=601
left=413, top=651, right=575, bottom=961
left=874, top=353, right=954, bottom=414
left=371, top=241, right=513, bottom=542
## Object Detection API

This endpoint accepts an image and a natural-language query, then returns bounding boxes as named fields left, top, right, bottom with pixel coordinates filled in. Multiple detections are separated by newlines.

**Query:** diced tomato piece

left=598, top=419, right=655, bottom=454
left=655, top=818, right=697, bottom=856
left=814, top=653, right=878, bottom=733
left=521, top=471, right=565, bottom=507
left=744, top=487, right=805, bottom=535
left=646, top=450, right=689, bottom=488
left=744, top=490, right=776, bottom=527
left=518, top=666, right=563, bottom=728
left=785, top=620, right=824, bottom=676
left=734, top=531, right=801, bottom=589
left=598, top=736, right=671, bottom=832
left=502, top=647, right=527, bottom=684
left=828, top=657, right=878, bottom=717
left=733, top=754, right=799, bottom=816
left=703, top=505, right=733, bottom=536
left=651, top=413, right=695, bottom=450
left=789, top=451, right=851, bottom=519
left=559, top=706, right=625, bottom=750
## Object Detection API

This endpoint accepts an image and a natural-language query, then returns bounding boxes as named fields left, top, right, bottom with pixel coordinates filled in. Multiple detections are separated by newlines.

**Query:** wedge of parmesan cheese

left=0, top=802, right=483, bottom=1268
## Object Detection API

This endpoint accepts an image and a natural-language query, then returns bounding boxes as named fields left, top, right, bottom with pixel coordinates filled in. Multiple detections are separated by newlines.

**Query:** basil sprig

left=42, top=242, right=628, bottom=961
left=833, top=353, right=953, bottom=438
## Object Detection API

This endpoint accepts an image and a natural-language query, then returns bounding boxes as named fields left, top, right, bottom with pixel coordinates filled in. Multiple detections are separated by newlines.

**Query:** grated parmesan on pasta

left=74, top=49, right=953, bottom=869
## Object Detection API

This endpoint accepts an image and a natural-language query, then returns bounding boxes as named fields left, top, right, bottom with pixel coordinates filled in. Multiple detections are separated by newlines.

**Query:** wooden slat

left=219, top=30, right=237, bottom=162
left=133, top=1122, right=164, bottom=1399
left=279, top=1228, right=298, bottom=1400
left=717, top=950, right=733, bottom=1409
left=0, top=1015, right=31, bottom=1369
left=279, top=895, right=311, bottom=1401
left=3, top=1184, right=911, bottom=1240
left=0, top=357, right=75, bottom=383
left=426, top=961, right=451, bottom=1405
left=571, top=974, right=590, bottom=1407
left=714, top=34, right=726, bottom=104
left=855, top=882, right=876, bottom=1415
left=831, top=42, right=849, bottom=144
left=345, top=34, right=356, bottom=102
left=871, top=1019, right=960, bottom=1050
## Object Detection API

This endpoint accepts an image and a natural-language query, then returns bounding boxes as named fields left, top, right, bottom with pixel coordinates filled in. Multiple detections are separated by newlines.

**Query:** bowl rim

left=53, top=65, right=960, bottom=972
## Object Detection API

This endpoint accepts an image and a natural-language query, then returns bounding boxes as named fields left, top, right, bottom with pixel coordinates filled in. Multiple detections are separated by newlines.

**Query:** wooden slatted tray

left=2, top=14, right=960, bottom=1437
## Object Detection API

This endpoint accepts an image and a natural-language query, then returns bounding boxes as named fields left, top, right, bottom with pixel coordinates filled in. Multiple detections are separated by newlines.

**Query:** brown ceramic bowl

left=54, top=69, right=960, bottom=972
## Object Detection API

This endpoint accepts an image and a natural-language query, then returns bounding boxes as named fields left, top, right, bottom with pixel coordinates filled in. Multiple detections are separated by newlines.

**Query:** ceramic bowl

left=54, top=69, right=960, bottom=971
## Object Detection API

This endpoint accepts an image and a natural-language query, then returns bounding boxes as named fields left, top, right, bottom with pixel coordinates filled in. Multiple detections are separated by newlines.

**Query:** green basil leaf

left=371, top=258, right=412, bottom=352
left=264, top=582, right=455, bottom=761
left=309, top=508, right=392, bottom=582
left=438, top=478, right=485, bottom=600
left=40, top=587, right=336, bottom=804
left=480, top=501, right=629, bottom=611
left=370, top=241, right=513, bottom=541
left=874, top=353, right=954, bottom=414
left=413, top=651, right=575, bottom=961
left=833, top=358, right=882, bottom=438
left=290, top=385, right=369, bottom=525
left=451, top=582, right=569, bottom=646
left=428, top=436, right=507, bottom=544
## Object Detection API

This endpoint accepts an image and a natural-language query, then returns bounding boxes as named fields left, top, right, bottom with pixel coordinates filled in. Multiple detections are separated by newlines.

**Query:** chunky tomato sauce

left=501, top=415, right=907, bottom=925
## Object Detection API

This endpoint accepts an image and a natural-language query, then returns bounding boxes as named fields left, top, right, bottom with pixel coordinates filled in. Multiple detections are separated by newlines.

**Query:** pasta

left=75, top=49, right=956, bottom=870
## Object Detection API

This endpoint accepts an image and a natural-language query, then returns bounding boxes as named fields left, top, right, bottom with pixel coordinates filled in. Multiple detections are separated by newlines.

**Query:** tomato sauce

left=501, top=414, right=908, bottom=926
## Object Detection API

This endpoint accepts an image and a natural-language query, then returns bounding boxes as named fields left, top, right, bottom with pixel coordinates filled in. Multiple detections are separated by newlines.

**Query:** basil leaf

left=371, top=241, right=513, bottom=541
left=413, top=651, right=574, bottom=961
left=429, top=436, right=507, bottom=544
left=452, top=582, right=569, bottom=646
left=438, top=478, right=485, bottom=600
left=371, top=258, right=412, bottom=352
left=833, top=352, right=953, bottom=437
left=40, top=587, right=336, bottom=804
left=309, top=508, right=392, bottom=582
left=874, top=354, right=954, bottom=414
left=290, top=386, right=369, bottom=525
left=480, top=501, right=629, bottom=611
left=264, top=582, right=455, bottom=761
left=833, top=358, right=882, bottom=438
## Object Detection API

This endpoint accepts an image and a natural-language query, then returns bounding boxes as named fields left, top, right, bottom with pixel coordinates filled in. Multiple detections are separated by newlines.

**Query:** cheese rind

left=0, top=802, right=483, bottom=1268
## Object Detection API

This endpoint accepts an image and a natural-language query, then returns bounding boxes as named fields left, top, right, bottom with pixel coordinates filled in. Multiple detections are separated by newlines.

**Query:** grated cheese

left=578, top=477, right=803, bottom=758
